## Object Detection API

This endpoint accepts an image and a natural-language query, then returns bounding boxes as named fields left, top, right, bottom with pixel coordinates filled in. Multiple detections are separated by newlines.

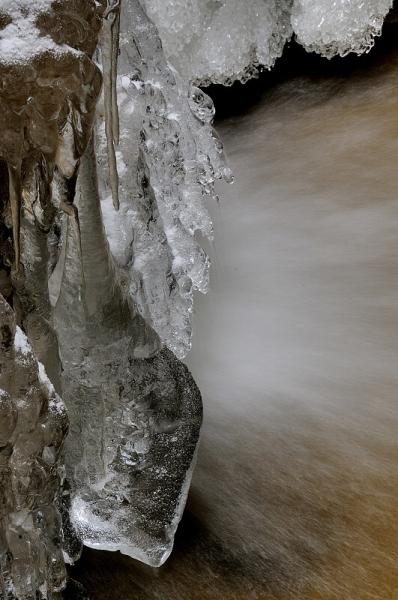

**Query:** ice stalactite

left=0, top=293, right=68, bottom=599
left=7, top=164, right=22, bottom=273
left=101, top=0, right=122, bottom=210
left=51, top=137, right=202, bottom=567
left=141, top=0, right=393, bottom=85
left=98, top=0, right=232, bottom=358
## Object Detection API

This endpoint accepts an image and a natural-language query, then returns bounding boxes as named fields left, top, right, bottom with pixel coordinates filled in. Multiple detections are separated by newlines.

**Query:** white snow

left=0, top=0, right=79, bottom=64
left=14, top=326, right=31, bottom=356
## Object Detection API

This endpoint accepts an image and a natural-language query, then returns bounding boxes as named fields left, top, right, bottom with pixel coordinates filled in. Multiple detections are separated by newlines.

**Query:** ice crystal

left=142, top=0, right=293, bottom=85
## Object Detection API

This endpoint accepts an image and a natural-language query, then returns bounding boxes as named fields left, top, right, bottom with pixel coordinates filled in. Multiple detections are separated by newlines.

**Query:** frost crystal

left=141, top=0, right=393, bottom=85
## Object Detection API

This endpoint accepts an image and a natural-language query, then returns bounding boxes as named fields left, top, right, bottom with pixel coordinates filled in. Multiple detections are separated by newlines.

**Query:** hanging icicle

left=101, top=0, right=122, bottom=210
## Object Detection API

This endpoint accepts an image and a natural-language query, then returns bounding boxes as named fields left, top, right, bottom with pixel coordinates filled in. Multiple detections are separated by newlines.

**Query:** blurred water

left=74, top=38, right=398, bottom=600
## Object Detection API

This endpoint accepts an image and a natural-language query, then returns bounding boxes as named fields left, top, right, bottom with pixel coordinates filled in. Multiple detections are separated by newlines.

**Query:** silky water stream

left=73, top=28, right=398, bottom=600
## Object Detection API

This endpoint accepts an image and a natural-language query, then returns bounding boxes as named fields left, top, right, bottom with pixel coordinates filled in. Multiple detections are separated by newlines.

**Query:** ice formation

left=0, top=0, right=228, bottom=595
left=97, top=0, right=231, bottom=357
left=292, top=0, right=394, bottom=58
left=142, top=0, right=393, bottom=85
left=142, top=0, right=293, bottom=85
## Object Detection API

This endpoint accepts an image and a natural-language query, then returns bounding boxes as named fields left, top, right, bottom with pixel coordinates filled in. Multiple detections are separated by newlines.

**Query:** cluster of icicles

left=143, top=0, right=394, bottom=85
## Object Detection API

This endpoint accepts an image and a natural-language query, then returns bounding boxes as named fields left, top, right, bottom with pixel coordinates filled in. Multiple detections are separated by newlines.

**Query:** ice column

left=52, top=137, right=203, bottom=567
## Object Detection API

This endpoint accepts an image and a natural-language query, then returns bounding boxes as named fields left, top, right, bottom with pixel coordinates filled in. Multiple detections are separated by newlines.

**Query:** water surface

left=74, top=33, right=398, bottom=600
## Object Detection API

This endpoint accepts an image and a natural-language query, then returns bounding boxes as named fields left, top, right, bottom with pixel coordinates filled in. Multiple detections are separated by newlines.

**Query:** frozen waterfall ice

left=97, top=0, right=232, bottom=358
left=51, top=137, right=202, bottom=567
left=0, top=0, right=227, bottom=595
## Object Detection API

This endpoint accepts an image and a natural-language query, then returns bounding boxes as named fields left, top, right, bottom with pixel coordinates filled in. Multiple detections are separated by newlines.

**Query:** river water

left=74, top=31, right=398, bottom=600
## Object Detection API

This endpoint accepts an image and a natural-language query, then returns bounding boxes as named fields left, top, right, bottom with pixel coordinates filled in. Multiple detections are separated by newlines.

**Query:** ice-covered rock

left=0, top=0, right=102, bottom=390
left=0, top=295, right=68, bottom=599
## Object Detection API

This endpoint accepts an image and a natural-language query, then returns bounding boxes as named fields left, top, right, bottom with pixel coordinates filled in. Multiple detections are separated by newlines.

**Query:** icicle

left=111, top=5, right=121, bottom=145
left=7, top=161, right=22, bottom=273
left=102, top=0, right=121, bottom=210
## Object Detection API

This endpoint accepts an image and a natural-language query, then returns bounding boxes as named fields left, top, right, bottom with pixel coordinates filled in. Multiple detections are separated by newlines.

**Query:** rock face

left=0, top=294, right=68, bottom=599
left=0, top=0, right=102, bottom=391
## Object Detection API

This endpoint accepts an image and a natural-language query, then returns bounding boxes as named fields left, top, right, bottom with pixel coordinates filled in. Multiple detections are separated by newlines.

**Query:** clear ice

left=51, top=135, right=203, bottom=566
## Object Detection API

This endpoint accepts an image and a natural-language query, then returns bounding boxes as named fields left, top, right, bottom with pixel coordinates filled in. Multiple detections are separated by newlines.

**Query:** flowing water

left=73, top=30, right=398, bottom=600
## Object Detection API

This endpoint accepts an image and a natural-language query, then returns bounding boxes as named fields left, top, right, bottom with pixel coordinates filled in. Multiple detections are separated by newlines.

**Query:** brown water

left=73, top=34, right=398, bottom=600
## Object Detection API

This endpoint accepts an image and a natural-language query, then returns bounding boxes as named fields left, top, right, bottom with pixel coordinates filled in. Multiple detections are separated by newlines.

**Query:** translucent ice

left=142, top=0, right=293, bottom=85
left=98, top=0, right=232, bottom=358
